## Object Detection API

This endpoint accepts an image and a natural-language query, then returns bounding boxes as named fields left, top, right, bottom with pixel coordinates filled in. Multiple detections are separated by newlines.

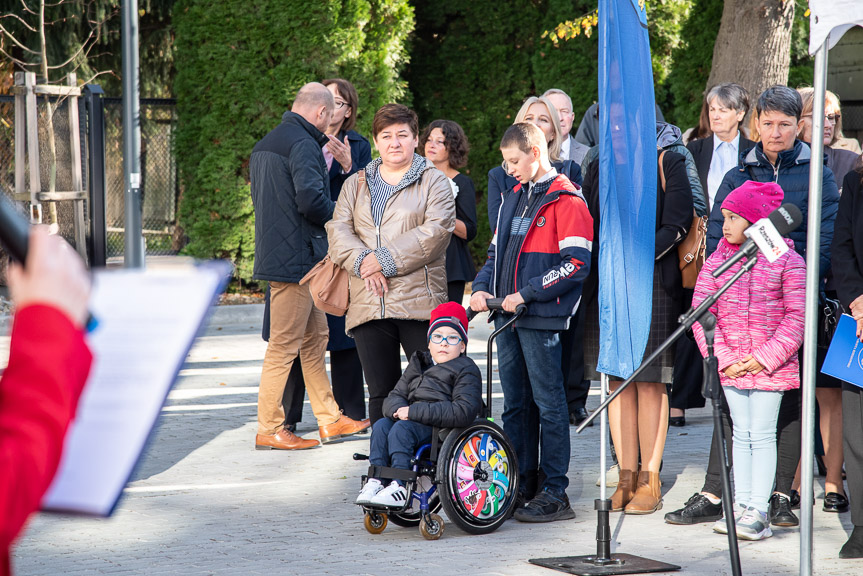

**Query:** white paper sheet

left=41, top=261, right=231, bottom=516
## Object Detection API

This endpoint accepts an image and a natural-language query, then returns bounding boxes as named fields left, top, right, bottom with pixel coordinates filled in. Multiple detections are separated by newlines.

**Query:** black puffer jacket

left=382, top=351, right=482, bottom=428
left=250, top=111, right=335, bottom=282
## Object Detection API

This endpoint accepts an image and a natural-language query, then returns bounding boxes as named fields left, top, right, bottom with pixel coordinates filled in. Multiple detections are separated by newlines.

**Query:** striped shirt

left=353, top=155, right=428, bottom=278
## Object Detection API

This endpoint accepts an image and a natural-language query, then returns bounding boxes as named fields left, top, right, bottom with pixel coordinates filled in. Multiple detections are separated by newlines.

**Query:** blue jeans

left=723, top=386, right=784, bottom=513
left=494, top=317, right=570, bottom=493
left=369, top=417, right=433, bottom=481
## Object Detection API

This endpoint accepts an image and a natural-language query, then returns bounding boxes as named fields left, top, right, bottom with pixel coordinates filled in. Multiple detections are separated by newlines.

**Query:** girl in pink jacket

left=692, top=180, right=806, bottom=541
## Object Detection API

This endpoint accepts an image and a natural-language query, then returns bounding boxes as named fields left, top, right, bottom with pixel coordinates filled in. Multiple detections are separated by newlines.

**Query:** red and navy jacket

left=473, top=174, right=594, bottom=330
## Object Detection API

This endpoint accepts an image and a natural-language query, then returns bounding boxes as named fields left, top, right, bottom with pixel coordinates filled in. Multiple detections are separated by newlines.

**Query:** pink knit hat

left=721, top=181, right=784, bottom=224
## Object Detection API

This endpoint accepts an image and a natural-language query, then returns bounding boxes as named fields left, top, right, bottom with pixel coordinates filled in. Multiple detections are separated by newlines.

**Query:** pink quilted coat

left=692, top=237, right=806, bottom=391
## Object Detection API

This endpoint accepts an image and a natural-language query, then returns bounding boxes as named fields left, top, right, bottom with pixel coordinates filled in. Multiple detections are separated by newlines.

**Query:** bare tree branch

left=45, top=8, right=111, bottom=71
left=0, top=23, right=40, bottom=54
left=19, top=0, right=37, bottom=15
left=0, top=44, right=36, bottom=69
left=0, top=13, right=38, bottom=33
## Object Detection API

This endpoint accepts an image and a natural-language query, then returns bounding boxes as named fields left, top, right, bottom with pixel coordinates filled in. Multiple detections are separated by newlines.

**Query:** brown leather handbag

left=658, top=150, right=707, bottom=290
left=300, top=255, right=350, bottom=316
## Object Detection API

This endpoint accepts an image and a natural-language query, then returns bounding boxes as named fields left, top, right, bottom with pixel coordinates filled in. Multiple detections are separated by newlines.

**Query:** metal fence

left=103, top=97, right=179, bottom=258
left=0, top=93, right=180, bottom=261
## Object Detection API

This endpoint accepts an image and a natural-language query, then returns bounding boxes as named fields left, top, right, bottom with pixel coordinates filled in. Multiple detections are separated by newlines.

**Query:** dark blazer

left=446, top=173, right=478, bottom=283
left=686, top=133, right=755, bottom=196
left=832, top=170, right=863, bottom=310
left=327, top=130, right=373, bottom=201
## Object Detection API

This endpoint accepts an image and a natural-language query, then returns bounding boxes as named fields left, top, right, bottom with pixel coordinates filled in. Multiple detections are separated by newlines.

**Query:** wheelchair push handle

left=465, top=297, right=526, bottom=321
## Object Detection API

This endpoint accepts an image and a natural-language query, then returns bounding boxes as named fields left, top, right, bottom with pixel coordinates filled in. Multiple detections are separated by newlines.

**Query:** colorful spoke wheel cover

left=455, top=432, right=511, bottom=518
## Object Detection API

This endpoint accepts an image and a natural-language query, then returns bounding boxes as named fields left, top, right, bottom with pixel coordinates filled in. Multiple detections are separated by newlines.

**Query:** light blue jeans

left=723, top=386, right=784, bottom=514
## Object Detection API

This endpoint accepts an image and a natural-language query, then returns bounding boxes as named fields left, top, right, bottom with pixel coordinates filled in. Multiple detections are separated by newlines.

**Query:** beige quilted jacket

left=326, top=156, right=455, bottom=334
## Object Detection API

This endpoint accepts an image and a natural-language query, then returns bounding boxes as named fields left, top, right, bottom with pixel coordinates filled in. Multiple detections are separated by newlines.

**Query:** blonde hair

left=797, top=87, right=843, bottom=145
left=514, top=96, right=564, bottom=162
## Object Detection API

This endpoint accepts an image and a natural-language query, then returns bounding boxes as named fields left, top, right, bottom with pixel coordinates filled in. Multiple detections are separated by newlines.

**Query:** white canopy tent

left=802, top=3, right=863, bottom=575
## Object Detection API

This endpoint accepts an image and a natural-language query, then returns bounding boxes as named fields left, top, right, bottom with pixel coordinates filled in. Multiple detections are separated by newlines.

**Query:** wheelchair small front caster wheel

left=419, top=513, right=444, bottom=540
left=364, top=512, right=387, bottom=534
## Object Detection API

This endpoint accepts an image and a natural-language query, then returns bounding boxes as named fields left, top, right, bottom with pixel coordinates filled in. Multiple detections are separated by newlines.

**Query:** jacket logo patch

left=541, top=261, right=577, bottom=288
left=536, top=216, right=546, bottom=227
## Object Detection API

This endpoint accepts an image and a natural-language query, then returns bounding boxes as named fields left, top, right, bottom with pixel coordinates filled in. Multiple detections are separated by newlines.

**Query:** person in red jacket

left=1, top=226, right=93, bottom=576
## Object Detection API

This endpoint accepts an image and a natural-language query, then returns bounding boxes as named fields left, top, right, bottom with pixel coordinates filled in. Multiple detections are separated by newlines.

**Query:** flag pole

left=800, top=31, right=829, bottom=576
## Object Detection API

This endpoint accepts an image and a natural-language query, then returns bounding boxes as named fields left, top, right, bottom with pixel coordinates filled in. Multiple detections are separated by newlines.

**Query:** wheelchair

left=355, top=299, right=521, bottom=540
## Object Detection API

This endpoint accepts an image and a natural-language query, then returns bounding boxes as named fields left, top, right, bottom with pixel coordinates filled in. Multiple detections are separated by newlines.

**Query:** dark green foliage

left=788, top=0, right=814, bottom=90
left=664, top=0, right=723, bottom=129
left=409, top=0, right=692, bottom=267
left=173, top=0, right=412, bottom=281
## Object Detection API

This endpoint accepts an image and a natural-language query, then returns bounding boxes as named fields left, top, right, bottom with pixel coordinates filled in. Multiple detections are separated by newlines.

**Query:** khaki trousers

left=257, top=282, right=339, bottom=434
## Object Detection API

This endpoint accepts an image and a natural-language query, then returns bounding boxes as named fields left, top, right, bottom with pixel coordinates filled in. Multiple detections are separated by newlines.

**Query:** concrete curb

left=207, top=303, right=265, bottom=326
left=0, top=303, right=266, bottom=333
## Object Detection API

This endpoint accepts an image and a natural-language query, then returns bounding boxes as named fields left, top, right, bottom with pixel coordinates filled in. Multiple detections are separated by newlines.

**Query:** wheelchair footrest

left=366, top=465, right=418, bottom=483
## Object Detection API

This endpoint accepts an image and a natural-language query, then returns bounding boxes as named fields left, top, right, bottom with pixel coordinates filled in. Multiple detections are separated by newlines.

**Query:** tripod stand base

left=529, top=553, right=680, bottom=575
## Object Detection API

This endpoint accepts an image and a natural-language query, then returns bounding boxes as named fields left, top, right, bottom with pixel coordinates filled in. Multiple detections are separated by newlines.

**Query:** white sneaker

left=369, top=481, right=409, bottom=508
left=713, top=503, right=747, bottom=534
left=356, top=478, right=383, bottom=505
left=736, top=507, right=772, bottom=541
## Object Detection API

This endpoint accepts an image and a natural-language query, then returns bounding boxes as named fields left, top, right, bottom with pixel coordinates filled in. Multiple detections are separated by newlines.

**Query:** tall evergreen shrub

left=173, top=0, right=412, bottom=281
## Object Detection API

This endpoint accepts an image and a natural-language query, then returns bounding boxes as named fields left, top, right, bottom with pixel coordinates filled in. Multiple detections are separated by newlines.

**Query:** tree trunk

left=706, top=0, right=795, bottom=101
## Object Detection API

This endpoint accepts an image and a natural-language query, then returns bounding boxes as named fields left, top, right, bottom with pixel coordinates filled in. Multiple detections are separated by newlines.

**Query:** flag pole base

left=529, top=553, right=680, bottom=575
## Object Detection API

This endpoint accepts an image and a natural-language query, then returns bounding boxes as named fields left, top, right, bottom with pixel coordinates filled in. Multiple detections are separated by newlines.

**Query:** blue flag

left=596, top=0, right=657, bottom=379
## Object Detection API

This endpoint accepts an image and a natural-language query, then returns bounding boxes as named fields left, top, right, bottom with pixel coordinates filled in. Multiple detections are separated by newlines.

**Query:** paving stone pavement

left=4, top=303, right=858, bottom=575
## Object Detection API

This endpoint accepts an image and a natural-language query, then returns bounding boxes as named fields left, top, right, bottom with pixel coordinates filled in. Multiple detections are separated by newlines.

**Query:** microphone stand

left=531, top=256, right=757, bottom=575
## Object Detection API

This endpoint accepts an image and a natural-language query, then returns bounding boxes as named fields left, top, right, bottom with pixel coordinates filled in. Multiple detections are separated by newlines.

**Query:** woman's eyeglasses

left=430, top=333, right=462, bottom=345
left=805, top=113, right=841, bottom=123
left=334, top=100, right=348, bottom=110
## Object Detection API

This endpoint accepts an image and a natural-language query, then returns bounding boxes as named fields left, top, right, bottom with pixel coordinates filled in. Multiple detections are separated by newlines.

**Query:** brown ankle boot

left=610, top=469, right=637, bottom=511
left=625, top=471, right=662, bottom=514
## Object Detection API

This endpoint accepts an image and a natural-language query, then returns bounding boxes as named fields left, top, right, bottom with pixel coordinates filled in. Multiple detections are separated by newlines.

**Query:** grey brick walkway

left=5, top=304, right=857, bottom=575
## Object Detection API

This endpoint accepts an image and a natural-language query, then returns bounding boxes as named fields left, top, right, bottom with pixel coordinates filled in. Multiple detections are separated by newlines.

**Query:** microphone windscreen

left=0, top=194, right=30, bottom=263
left=768, top=203, right=803, bottom=236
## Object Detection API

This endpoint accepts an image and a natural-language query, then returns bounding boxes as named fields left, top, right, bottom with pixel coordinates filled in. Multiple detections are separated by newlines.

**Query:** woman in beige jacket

left=326, top=103, right=455, bottom=423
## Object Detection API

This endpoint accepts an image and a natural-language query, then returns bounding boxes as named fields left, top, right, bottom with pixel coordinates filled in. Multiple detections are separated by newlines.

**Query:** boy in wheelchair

left=356, top=302, right=483, bottom=507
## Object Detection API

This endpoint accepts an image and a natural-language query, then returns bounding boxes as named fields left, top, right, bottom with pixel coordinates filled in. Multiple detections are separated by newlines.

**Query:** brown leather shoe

left=255, top=429, right=320, bottom=450
left=625, top=471, right=663, bottom=514
left=610, top=469, right=638, bottom=512
left=319, top=415, right=371, bottom=444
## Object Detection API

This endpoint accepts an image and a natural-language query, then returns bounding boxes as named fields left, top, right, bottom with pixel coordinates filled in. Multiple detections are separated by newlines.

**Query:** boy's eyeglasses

left=430, top=333, right=463, bottom=345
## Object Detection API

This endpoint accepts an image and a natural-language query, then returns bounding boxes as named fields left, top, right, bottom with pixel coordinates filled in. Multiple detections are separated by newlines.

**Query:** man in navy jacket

left=250, top=83, right=369, bottom=451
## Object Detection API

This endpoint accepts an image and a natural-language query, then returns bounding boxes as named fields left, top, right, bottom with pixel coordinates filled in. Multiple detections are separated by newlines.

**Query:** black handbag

left=818, top=295, right=843, bottom=350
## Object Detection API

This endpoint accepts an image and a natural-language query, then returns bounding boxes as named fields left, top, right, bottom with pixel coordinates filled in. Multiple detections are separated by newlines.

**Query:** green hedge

left=173, top=0, right=412, bottom=281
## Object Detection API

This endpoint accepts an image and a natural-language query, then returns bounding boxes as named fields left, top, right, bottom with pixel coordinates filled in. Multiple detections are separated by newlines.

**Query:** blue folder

left=821, top=314, right=863, bottom=388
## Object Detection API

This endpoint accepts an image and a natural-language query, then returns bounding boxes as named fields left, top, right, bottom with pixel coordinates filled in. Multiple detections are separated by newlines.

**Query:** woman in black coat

left=582, top=148, right=693, bottom=514
left=420, top=120, right=477, bottom=304
left=262, top=78, right=373, bottom=426
left=833, top=167, right=863, bottom=558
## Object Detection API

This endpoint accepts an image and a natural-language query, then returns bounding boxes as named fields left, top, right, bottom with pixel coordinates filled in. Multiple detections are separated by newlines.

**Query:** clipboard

left=41, top=260, right=232, bottom=516
left=820, top=313, right=863, bottom=388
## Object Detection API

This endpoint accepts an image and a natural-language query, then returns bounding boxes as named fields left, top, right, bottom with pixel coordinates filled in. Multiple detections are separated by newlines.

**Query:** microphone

left=711, top=203, right=803, bottom=278
left=0, top=193, right=99, bottom=331
left=0, top=193, right=32, bottom=263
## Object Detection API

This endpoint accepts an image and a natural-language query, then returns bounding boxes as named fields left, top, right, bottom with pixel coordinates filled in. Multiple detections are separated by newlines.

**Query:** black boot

left=840, top=527, right=863, bottom=559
